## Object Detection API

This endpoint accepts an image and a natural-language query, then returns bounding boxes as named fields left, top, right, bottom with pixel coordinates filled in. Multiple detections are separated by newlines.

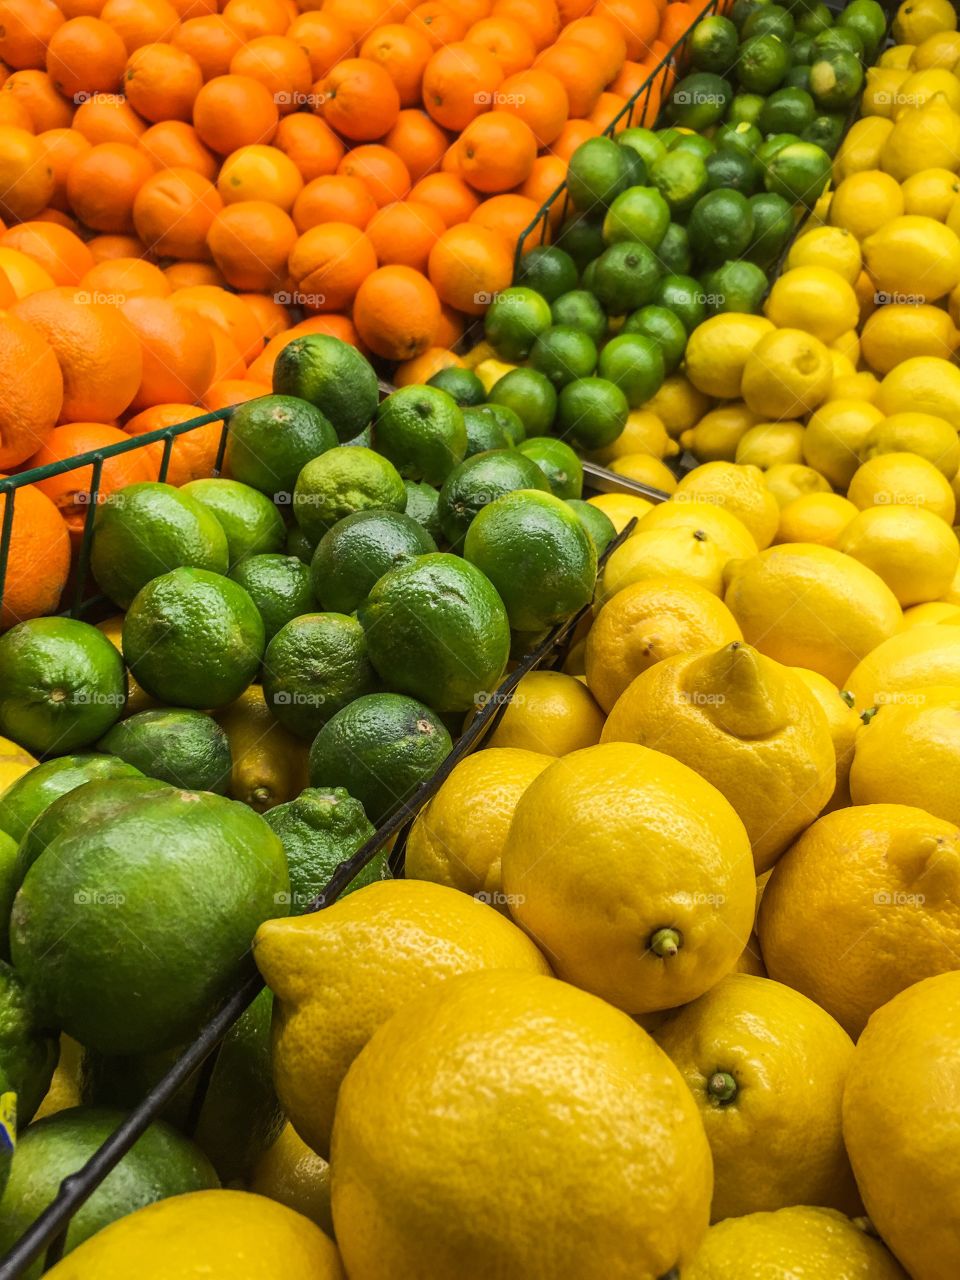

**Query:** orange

left=54, top=0, right=110, bottom=16
left=274, top=112, right=344, bottom=181
left=0, top=249, right=56, bottom=299
left=591, top=0, right=659, bottom=60
left=660, top=1, right=696, bottom=46
left=281, top=314, right=365, bottom=354
left=192, top=73, right=279, bottom=154
left=207, top=326, right=245, bottom=382
left=2, top=71, right=73, bottom=132
left=534, top=40, right=604, bottom=117
left=0, top=127, right=56, bottom=221
left=66, top=141, right=155, bottom=233
left=559, top=14, right=627, bottom=83
left=46, top=16, right=127, bottom=101
left=229, top=34, right=312, bottom=112
left=470, top=193, right=543, bottom=253
left=85, top=234, right=152, bottom=262
left=409, top=171, right=479, bottom=227
left=449, top=0, right=495, bottom=21
left=220, top=0, right=290, bottom=40
left=519, top=153, right=567, bottom=223
left=337, top=143, right=410, bottom=207
left=353, top=263, right=440, bottom=361
left=138, top=120, right=217, bottom=178
left=133, top=167, right=222, bottom=259
left=288, top=222, right=377, bottom=313
left=241, top=291, right=288, bottom=343
left=0, top=480, right=71, bottom=630
left=203, top=377, right=268, bottom=411
left=216, top=144, right=302, bottom=210
left=169, top=284, right=263, bottom=363
left=168, top=0, right=219, bottom=15
left=123, top=42, right=203, bottom=123
left=589, top=90, right=629, bottom=131
left=172, top=15, right=243, bottom=80
left=122, top=401, right=219, bottom=486
left=0, top=314, right=63, bottom=468
left=406, top=2, right=468, bottom=49
left=72, top=96, right=143, bottom=149
left=319, top=0, right=394, bottom=44
left=359, top=23, right=432, bottom=109
left=435, top=301, right=464, bottom=348
left=164, top=261, right=224, bottom=288
left=550, top=116, right=599, bottom=160
left=394, top=344, right=462, bottom=386
left=0, top=0, right=65, bottom=72
left=120, top=294, right=216, bottom=411
left=428, top=222, right=512, bottom=315
left=292, top=174, right=376, bottom=232
left=466, top=16, right=536, bottom=76
left=320, top=57, right=400, bottom=142
left=0, top=96, right=33, bottom=132
left=422, top=40, right=503, bottom=131
left=366, top=199, right=445, bottom=272
left=455, top=111, right=537, bottom=193
left=100, top=0, right=181, bottom=50
left=287, top=12, right=354, bottom=80
left=206, top=200, right=296, bottom=290
left=610, top=58, right=652, bottom=98
left=80, top=255, right=170, bottom=300
left=384, top=108, right=448, bottom=183
left=493, top=75, right=569, bottom=150
left=492, top=0, right=559, bottom=50
left=0, top=222, right=94, bottom=285
left=557, top=0, right=594, bottom=18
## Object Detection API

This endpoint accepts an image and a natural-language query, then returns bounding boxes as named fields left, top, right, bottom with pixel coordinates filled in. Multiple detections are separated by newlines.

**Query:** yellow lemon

left=637, top=499, right=759, bottom=560
left=656, top=973, right=859, bottom=1222
left=0, top=735, right=37, bottom=795
left=880, top=94, right=960, bottom=179
left=642, top=372, right=711, bottom=438
left=902, top=600, right=960, bottom=625
left=846, top=623, right=960, bottom=706
left=254, top=879, right=549, bottom=1156
left=947, top=276, right=960, bottom=327
left=214, top=684, right=309, bottom=812
left=759, top=803, right=960, bottom=1038
left=829, top=348, right=856, bottom=381
left=832, top=116, right=894, bottom=181
left=829, top=369, right=881, bottom=402
left=876, top=353, right=960, bottom=426
left=674, top=461, right=780, bottom=548
left=724, top=543, right=902, bottom=686
left=880, top=43, right=917, bottom=68
left=584, top=576, right=742, bottom=712
left=483, top=668, right=605, bottom=755
left=945, top=192, right=960, bottom=236
left=861, top=411, right=960, bottom=478
left=843, top=971, right=960, bottom=1280
left=837, top=505, right=960, bottom=604
left=95, top=614, right=155, bottom=716
left=863, top=215, right=960, bottom=302
left=847, top=451, right=957, bottom=522
left=502, top=742, right=755, bottom=1011
left=608, top=452, right=678, bottom=492
left=942, top=555, right=960, bottom=601
left=902, top=166, right=960, bottom=218
left=680, top=402, right=760, bottom=462
left=585, top=491, right=654, bottom=533
left=250, top=1125, right=333, bottom=1238
left=473, top=356, right=517, bottom=390
left=829, top=169, right=905, bottom=239
left=802, top=398, right=886, bottom=488
left=763, top=463, right=832, bottom=507
left=791, top=665, right=860, bottom=805
left=830, top=328, right=860, bottom=364
left=786, top=225, right=862, bottom=282
left=331, top=970, right=713, bottom=1280
left=735, top=422, right=805, bottom=468
left=598, top=525, right=730, bottom=600
left=894, top=0, right=958, bottom=48
left=587, top=408, right=677, bottom=462
left=764, top=268, right=859, bottom=344
left=861, top=303, right=960, bottom=375
left=897, top=66, right=960, bottom=110
left=776, top=492, right=859, bottom=546
left=854, top=266, right=879, bottom=322
left=861, top=66, right=910, bottom=118
left=32, top=1035, right=82, bottom=1122
left=603, top=642, right=835, bottom=871
left=683, top=314, right=775, bottom=399
left=911, top=28, right=960, bottom=66
left=740, top=328, right=834, bottom=419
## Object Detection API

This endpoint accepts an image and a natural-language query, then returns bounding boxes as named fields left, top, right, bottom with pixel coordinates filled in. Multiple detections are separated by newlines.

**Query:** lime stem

left=708, top=1071, right=738, bottom=1104
left=649, top=927, right=682, bottom=958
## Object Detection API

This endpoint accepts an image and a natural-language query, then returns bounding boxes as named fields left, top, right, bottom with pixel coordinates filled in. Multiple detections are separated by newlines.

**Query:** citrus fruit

left=310, top=509, right=436, bottom=615
left=181, top=477, right=285, bottom=568
left=293, top=445, right=407, bottom=543
left=667, top=71, right=733, bottom=130
left=487, top=366, right=557, bottom=435
left=513, top=243, right=578, bottom=301
left=224, top=394, right=337, bottom=499
left=683, top=314, right=775, bottom=399
left=213, top=685, right=309, bottom=817
left=602, top=185, right=670, bottom=249
left=654, top=273, right=707, bottom=334
left=608, top=454, right=678, bottom=492
left=372, top=385, right=467, bottom=486
left=262, top=612, right=378, bottom=740
left=801, top=397, right=885, bottom=489
left=0, top=961, right=57, bottom=1127
left=599, top=526, right=731, bottom=600
left=565, top=499, right=616, bottom=556
left=591, top=240, right=662, bottom=314
left=98, top=710, right=232, bottom=795
left=700, top=260, right=768, bottom=317
left=0, top=755, right=142, bottom=849
left=745, top=191, right=796, bottom=270
left=425, top=366, right=485, bottom=408
left=776, top=492, right=859, bottom=547
left=864, top=215, right=960, bottom=304
left=689, top=15, right=739, bottom=73
left=764, top=265, right=859, bottom=344
left=549, top=289, right=607, bottom=345
left=875, top=355, right=960, bottom=430
left=861, top=304, right=960, bottom=376
left=484, top=669, right=605, bottom=756
left=483, top=286, right=552, bottom=362
left=528, top=325, right=598, bottom=389
left=566, top=134, right=633, bottom=211
left=515, top=436, right=583, bottom=499
left=736, top=422, right=806, bottom=469
left=437, top=449, right=550, bottom=547
left=271, top=333, right=379, bottom=443
left=763, top=463, right=834, bottom=507
left=555, top=376, right=630, bottom=450
left=737, top=34, right=791, bottom=94
left=401, top=479, right=442, bottom=543
left=837, top=506, right=959, bottom=606
left=620, top=306, right=687, bottom=374
left=862, top=412, right=959, bottom=480
left=688, top=188, right=754, bottom=266
left=227, top=553, right=314, bottom=644
left=461, top=405, right=513, bottom=454
left=847, top=451, right=956, bottom=523
left=675, top=461, right=780, bottom=549
left=650, top=149, right=709, bottom=216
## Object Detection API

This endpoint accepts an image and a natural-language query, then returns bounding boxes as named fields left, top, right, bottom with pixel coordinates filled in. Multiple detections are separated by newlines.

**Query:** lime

left=667, top=73, right=733, bottom=130
left=567, top=135, right=634, bottom=212
left=437, top=450, right=550, bottom=547
left=0, top=963, right=57, bottom=1124
left=655, top=273, right=708, bottom=333
left=597, top=332, right=665, bottom=408
left=656, top=222, right=692, bottom=275
left=286, top=524, right=314, bottom=565
left=0, top=834, right=16, bottom=954
left=602, top=186, right=670, bottom=249
left=700, top=260, right=769, bottom=315
left=759, top=86, right=816, bottom=135
left=621, top=305, right=688, bottom=372
left=756, top=132, right=800, bottom=167
left=487, top=367, right=557, bottom=436
left=650, top=150, right=709, bottom=216
left=688, top=188, right=755, bottom=266
left=689, top=16, right=740, bottom=75
left=814, top=27, right=864, bottom=57
left=425, top=366, right=486, bottom=407
left=529, top=325, right=598, bottom=389
left=464, top=490, right=597, bottom=633
left=224, top=395, right=336, bottom=499
left=356, top=553, right=510, bottom=712
left=554, top=215, right=605, bottom=273
left=265, top=787, right=386, bottom=910
left=309, top=509, right=436, bottom=614
left=809, top=50, right=864, bottom=111
left=742, top=3, right=794, bottom=42
left=483, top=286, right=552, bottom=361
left=0, top=754, right=142, bottom=846
left=715, top=121, right=763, bottom=154
left=728, top=92, right=766, bottom=125
left=91, top=481, right=229, bottom=610
left=372, top=386, right=466, bottom=487
left=308, top=693, right=452, bottom=826
left=838, top=0, right=886, bottom=61
left=792, top=35, right=816, bottom=64
left=271, top=334, right=379, bottom=443
left=796, top=2, right=833, bottom=36
left=704, top=145, right=762, bottom=194
left=228, top=553, right=314, bottom=643
left=618, top=127, right=667, bottom=172
left=581, top=259, right=598, bottom=293
left=550, top=289, right=607, bottom=344
left=516, top=437, right=583, bottom=499
left=668, top=133, right=715, bottom=162
left=565, top=499, right=616, bottom=556
left=402, top=480, right=442, bottom=543
left=764, top=140, right=832, bottom=206
left=181, top=478, right=285, bottom=568
left=784, top=63, right=812, bottom=90
left=461, top=406, right=512, bottom=455
left=730, top=0, right=766, bottom=26
left=123, top=567, right=265, bottom=710
left=0, top=619, right=125, bottom=755
left=343, top=425, right=372, bottom=447
left=738, top=33, right=792, bottom=93
left=515, top=244, right=579, bottom=301
left=592, top=241, right=662, bottom=314
left=293, top=445, right=406, bottom=543
left=98, top=710, right=232, bottom=794
left=555, top=376, right=630, bottom=450
left=745, top=191, right=796, bottom=269
left=802, top=113, right=845, bottom=156
left=262, top=612, right=379, bottom=739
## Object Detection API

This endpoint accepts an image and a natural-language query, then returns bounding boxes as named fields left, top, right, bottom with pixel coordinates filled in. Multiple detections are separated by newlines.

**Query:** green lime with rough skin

left=98, top=710, right=232, bottom=794
left=265, top=787, right=387, bottom=910
left=286, top=524, right=314, bottom=565
left=515, top=437, right=583, bottom=499
left=688, top=188, right=755, bottom=267
left=802, top=113, right=846, bottom=157
left=618, top=127, right=666, bottom=172
left=666, top=73, right=733, bottom=130
left=760, top=86, right=816, bottom=136
left=716, top=121, right=763, bottom=155
left=592, top=241, right=662, bottom=314
left=514, top=245, right=579, bottom=301
left=796, top=2, right=833, bottom=37
left=223, top=395, right=337, bottom=498
left=655, top=223, right=692, bottom=275
left=764, top=140, right=832, bottom=206
left=838, top=0, right=886, bottom=62
left=550, top=290, right=607, bottom=344
left=181, top=478, right=285, bottom=568
left=650, top=150, right=709, bottom=216
left=437, top=450, right=550, bottom=547
left=705, top=145, right=762, bottom=195
left=809, top=50, right=863, bottom=111
left=746, top=191, right=796, bottom=269
left=402, top=480, right=443, bottom=543
left=567, top=135, right=634, bottom=212
left=602, top=186, right=670, bottom=249
left=372, top=386, right=466, bottom=487
left=728, top=92, right=766, bottom=126
left=556, top=377, right=629, bottom=451
left=357, top=554, right=510, bottom=712
left=293, top=446, right=407, bottom=543
left=487, top=368, right=557, bottom=437
left=689, top=15, right=739, bottom=75
left=310, top=510, right=436, bottom=615
left=309, top=693, right=452, bottom=827
left=0, top=962, right=57, bottom=1125
left=462, top=407, right=512, bottom=455
left=122, top=567, right=265, bottom=710
left=271, top=334, right=379, bottom=442
left=483, top=287, right=552, bottom=362
left=528, top=326, right=598, bottom=389
left=425, top=366, right=486, bottom=407
left=228, top=553, right=314, bottom=643
left=597, top=333, right=665, bottom=408
left=474, top=403, right=525, bottom=447
left=0, top=755, right=142, bottom=845
left=621, top=305, right=688, bottom=373
left=566, top=499, right=616, bottom=556
left=262, top=613, right=379, bottom=740
left=737, top=34, right=791, bottom=94
left=554, top=215, right=605, bottom=273
left=655, top=274, right=707, bottom=334
left=701, top=260, right=769, bottom=316
left=742, top=3, right=794, bottom=42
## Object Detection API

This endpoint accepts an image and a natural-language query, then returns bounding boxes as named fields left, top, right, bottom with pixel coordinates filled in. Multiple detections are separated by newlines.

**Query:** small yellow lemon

left=96, top=615, right=155, bottom=716
left=791, top=665, right=860, bottom=805
left=786, top=225, right=862, bottom=282
left=764, top=268, right=859, bottom=344
left=830, top=328, right=860, bottom=364
left=876, top=353, right=960, bottom=426
left=776, top=492, right=859, bottom=547
left=847, top=451, right=956, bottom=522
left=846, top=623, right=960, bottom=706
left=941, top=555, right=960, bottom=601
left=473, top=357, right=517, bottom=390
left=880, top=43, right=917, bottom=68
left=829, top=169, right=904, bottom=239
left=902, top=600, right=960, bottom=625
left=829, top=370, right=881, bottom=402
left=880, top=94, right=960, bottom=179
left=861, top=411, right=960, bottom=478
left=893, top=0, right=957, bottom=45
left=250, top=1125, right=333, bottom=1238
left=608, top=452, right=678, bottom=492
left=680, top=402, right=760, bottom=462
left=483, top=668, right=605, bottom=755
left=802, top=398, right=886, bottom=488
left=763, top=463, right=833, bottom=508
left=598, top=525, right=730, bottom=600
left=910, top=28, right=960, bottom=66
left=674, top=461, right=780, bottom=548
left=837, top=504, right=960, bottom=604
left=642, top=372, right=711, bottom=437
left=901, top=166, right=960, bottom=218
left=735, top=422, right=805, bottom=468
left=740, top=328, right=834, bottom=419
left=588, top=408, right=677, bottom=462
left=863, top=215, right=960, bottom=302
left=853, top=266, right=879, bottom=322
left=898, top=66, right=960, bottom=110
left=861, top=302, right=960, bottom=374
left=585, top=491, right=654, bottom=533
left=637, top=499, right=759, bottom=561
left=860, top=65, right=911, bottom=118
left=832, top=116, right=894, bottom=182
left=683, top=314, right=775, bottom=399
left=829, top=348, right=856, bottom=381
left=0, top=735, right=37, bottom=795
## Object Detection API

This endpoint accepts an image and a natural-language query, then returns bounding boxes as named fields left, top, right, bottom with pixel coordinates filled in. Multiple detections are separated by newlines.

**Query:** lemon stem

left=650, top=927, right=682, bottom=958
left=708, top=1071, right=738, bottom=1104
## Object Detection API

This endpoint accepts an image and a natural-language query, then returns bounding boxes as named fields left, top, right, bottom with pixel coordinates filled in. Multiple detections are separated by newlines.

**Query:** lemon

left=680, top=403, right=760, bottom=462
left=642, top=373, right=711, bottom=438
left=854, top=266, right=880, bottom=322
left=638, top=499, right=760, bottom=561
left=894, top=0, right=958, bottom=45
left=740, top=329, right=834, bottom=419
left=763, top=463, right=832, bottom=507
left=947, top=277, right=960, bottom=328
left=501, top=742, right=755, bottom=1012
left=842, top=971, right=960, bottom=1280
left=0, top=734, right=37, bottom=794
left=829, top=170, right=905, bottom=240
left=473, top=356, right=517, bottom=391
left=735, top=423, right=805, bottom=468
left=656, top=973, right=858, bottom=1222
left=829, top=370, right=881, bottom=402
left=584, top=577, right=742, bottom=712
left=674, top=462, right=780, bottom=549
left=602, top=642, right=835, bottom=872
left=587, top=408, right=677, bottom=463
left=254, top=879, right=549, bottom=1155
left=837, top=504, right=960, bottom=605
left=880, top=43, right=917, bottom=68
left=786, top=226, right=862, bottom=283
left=482, top=668, right=605, bottom=754
left=902, top=600, right=960, bottom=625
left=830, top=328, right=860, bottom=364
left=876, top=353, right=960, bottom=427
left=608, top=453, right=678, bottom=492
left=898, top=66, right=960, bottom=110
left=45, top=1190, right=344, bottom=1279
left=946, top=193, right=960, bottom=237
left=863, top=66, right=912, bottom=119
left=764, top=268, right=859, bottom=345
left=847, top=451, right=957, bottom=522
left=942, top=556, right=960, bottom=601
left=832, top=117, right=895, bottom=182
left=863, top=215, right=960, bottom=302
left=598, top=525, right=730, bottom=600
left=585, top=491, right=654, bottom=533
left=880, top=95, right=960, bottom=180
left=829, top=349, right=856, bottom=381
left=846, top=623, right=960, bottom=706
left=405, top=747, right=552, bottom=898
left=685, top=1206, right=909, bottom=1280
left=250, top=1124, right=333, bottom=1238
left=861, top=304, right=960, bottom=376
left=683, top=314, right=775, bottom=400
left=777, top=493, right=859, bottom=546
left=911, top=29, right=960, bottom=66
left=802, top=398, right=886, bottom=488
left=331, top=970, right=713, bottom=1279
left=724, top=544, right=903, bottom=686
left=791, top=665, right=860, bottom=806
left=902, top=166, right=960, bottom=218
left=864, top=413, right=960, bottom=480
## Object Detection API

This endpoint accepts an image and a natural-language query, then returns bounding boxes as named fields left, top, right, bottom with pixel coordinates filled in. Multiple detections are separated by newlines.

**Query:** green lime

left=792, top=34, right=816, bottom=64
left=309, top=693, right=452, bottom=826
left=759, top=86, right=816, bottom=136
left=705, top=146, right=762, bottom=194
left=550, top=290, right=607, bottom=344
left=619, top=145, right=648, bottom=188
left=372, top=385, right=466, bottom=487
left=657, top=222, right=692, bottom=275
left=756, top=131, right=801, bottom=167
left=555, top=376, right=630, bottom=450
left=123, top=567, right=264, bottom=710
left=343, top=424, right=372, bottom=448
left=487, top=367, right=557, bottom=436
left=402, top=480, right=442, bottom=543
left=592, top=241, right=662, bottom=314
left=730, top=0, right=768, bottom=26
left=785, top=63, right=812, bottom=90
left=742, top=3, right=794, bottom=42
left=554, top=215, right=605, bottom=273
left=224, top=395, right=336, bottom=498
left=286, top=524, right=314, bottom=565
left=357, top=553, right=510, bottom=712
left=0, top=833, right=16, bottom=956
left=514, top=244, right=579, bottom=301
left=737, top=33, right=791, bottom=93
left=10, top=781, right=288, bottom=1053
left=597, top=332, right=665, bottom=408
left=700, top=260, right=769, bottom=315
left=462, top=405, right=512, bottom=455
left=689, top=15, right=740, bottom=75
left=425, top=366, right=486, bottom=407
left=271, top=334, right=379, bottom=443
left=621, top=305, right=688, bottom=372
left=98, top=710, right=232, bottom=794
left=746, top=190, right=796, bottom=268
left=529, top=325, right=598, bottom=389
left=437, top=450, right=550, bottom=547
left=91, top=481, right=229, bottom=610
left=262, top=612, right=379, bottom=739
left=228, top=553, right=314, bottom=643
left=602, top=186, right=670, bottom=248
left=809, top=50, right=864, bottom=112
left=655, top=273, right=708, bottom=333
left=567, top=135, right=634, bottom=212
left=181, top=478, right=285, bottom=568
left=580, top=258, right=598, bottom=293
left=796, top=2, right=832, bottom=36
left=668, top=133, right=715, bottom=162
left=814, top=27, right=864, bottom=57
left=565, top=499, right=616, bottom=556
left=618, top=127, right=667, bottom=172
left=666, top=72, right=733, bottom=130
left=728, top=92, right=766, bottom=125
left=483, top=286, right=552, bottom=361
left=309, top=509, right=436, bottom=614
left=715, top=121, right=763, bottom=154
left=0, top=963, right=57, bottom=1124
left=0, top=619, right=125, bottom=755
left=293, top=445, right=406, bottom=543
left=515, top=437, right=583, bottom=499
left=802, top=113, right=846, bottom=156
left=764, top=140, right=832, bottom=206
left=838, top=0, right=886, bottom=62
left=688, top=188, right=755, bottom=267
left=464, top=490, right=596, bottom=633
left=650, top=150, right=709, bottom=216
left=0, top=754, right=142, bottom=846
